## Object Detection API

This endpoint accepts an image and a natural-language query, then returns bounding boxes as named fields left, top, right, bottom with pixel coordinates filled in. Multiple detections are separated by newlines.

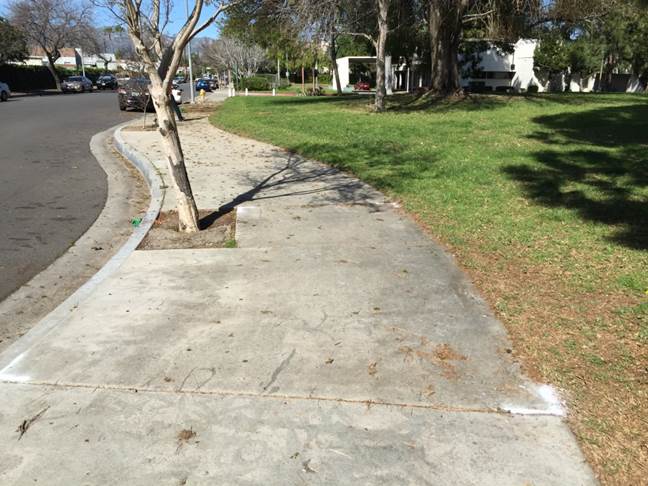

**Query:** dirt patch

left=434, top=343, right=467, bottom=362
left=138, top=209, right=236, bottom=250
left=176, top=427, right=197, bottom=453
left=177, top=428, right=196, bottom=442
left=182, top=102, right=220, bottom=114
left=397, top=338, right=467, bottom=380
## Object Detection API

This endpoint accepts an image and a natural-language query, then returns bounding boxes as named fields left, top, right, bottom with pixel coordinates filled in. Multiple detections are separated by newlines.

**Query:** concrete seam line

left=0, top=379, right=568, bottom=417
left=0, top=121, right=165, bottom=372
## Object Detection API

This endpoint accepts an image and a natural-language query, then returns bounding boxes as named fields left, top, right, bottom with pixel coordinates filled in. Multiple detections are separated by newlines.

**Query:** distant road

left=0, top=91, right=137, bottom=302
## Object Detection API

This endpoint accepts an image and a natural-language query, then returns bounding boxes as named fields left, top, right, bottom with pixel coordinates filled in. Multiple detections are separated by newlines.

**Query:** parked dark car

left=97, top=74, right=118, bottom=90
left=117, top=78, right=153, bottom=111
left=354, top=80, right=371, bottom=91
left=208, top=78, right=218, bottom=90
left=195, top=78, right=212, bottom=92
left=62, top=76, right=93, bottom=93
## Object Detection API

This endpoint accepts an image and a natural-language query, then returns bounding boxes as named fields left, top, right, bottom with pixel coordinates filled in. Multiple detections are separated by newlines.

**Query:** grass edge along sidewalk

left=209, top=92, right=648, bottom=485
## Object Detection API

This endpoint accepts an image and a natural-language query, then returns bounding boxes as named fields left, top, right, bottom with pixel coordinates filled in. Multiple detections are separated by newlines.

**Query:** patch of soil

left=434, top=343, right=467, bottom=362
left=138, top=209, right=236, bottom=250
left=182, top=102, right=219, bottom=114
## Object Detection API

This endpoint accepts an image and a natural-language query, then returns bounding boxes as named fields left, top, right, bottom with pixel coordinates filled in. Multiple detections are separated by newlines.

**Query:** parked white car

left=0, top=81, right=10, bottom=102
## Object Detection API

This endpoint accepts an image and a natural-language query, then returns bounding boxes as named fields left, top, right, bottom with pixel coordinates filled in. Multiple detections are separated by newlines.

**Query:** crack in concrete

left=262, top=348, right=296, bottom=392
left=0, top=379, right=563, bottom=417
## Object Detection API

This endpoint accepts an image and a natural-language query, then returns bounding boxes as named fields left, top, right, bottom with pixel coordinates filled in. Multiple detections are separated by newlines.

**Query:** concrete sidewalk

left=0, top=115, right=596, bottom=485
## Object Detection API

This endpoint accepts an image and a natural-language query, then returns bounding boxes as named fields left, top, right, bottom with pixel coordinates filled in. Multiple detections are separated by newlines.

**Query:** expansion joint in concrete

left=0, top=379, right=560, bottom=417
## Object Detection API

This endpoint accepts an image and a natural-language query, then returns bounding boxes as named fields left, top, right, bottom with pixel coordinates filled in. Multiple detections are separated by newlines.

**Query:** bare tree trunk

left=429, top=0, right=466, bottom=95
left=45, top=52, right=62, bottom=91
left=374, top=0, right=389, bottom=112
left=330, top=33, right=342, bottom=95
left=301, top=66, right=305, bottom=94
left=149, top=81, right=200, bottom=233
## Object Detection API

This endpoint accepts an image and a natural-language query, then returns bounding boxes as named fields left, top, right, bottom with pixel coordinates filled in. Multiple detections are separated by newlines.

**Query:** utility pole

left=185, top=0, right=195, bottom=103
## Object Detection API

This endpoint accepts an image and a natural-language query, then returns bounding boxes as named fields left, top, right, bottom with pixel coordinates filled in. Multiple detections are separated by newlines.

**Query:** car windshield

left=67, top=77, right=82, bottom=81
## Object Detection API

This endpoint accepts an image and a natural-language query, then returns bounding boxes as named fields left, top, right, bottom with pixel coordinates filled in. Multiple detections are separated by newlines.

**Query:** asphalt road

left=0, top=91, right=138, bottom=302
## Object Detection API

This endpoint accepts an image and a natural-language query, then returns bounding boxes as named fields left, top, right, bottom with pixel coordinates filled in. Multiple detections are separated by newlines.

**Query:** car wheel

left=0, top=91, right=7, bottom=102
left=119, top=102, right=126, bottom=111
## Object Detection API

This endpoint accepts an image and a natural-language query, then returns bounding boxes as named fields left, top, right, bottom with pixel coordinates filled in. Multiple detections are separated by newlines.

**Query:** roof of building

left=29, top=47, right=78, bottom=59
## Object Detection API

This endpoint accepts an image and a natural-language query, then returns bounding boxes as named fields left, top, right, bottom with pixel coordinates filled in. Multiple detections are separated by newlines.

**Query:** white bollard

left=245, top=88, right=249, bottom=96
left=272, top=88, right=276, bottom=97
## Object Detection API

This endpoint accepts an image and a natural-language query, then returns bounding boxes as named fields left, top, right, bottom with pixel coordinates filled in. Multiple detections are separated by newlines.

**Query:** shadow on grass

left=244, top=91, right=646, bottom=115
left=386, top=91, right=648, bottom=113
left=278, top=139, right=440, bottom=194
left=505, top=103, right=648, bottom=249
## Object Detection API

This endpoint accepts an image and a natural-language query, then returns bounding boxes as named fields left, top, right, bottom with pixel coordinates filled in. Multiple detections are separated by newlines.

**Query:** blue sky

left=0, top=0, right=222, bottom=38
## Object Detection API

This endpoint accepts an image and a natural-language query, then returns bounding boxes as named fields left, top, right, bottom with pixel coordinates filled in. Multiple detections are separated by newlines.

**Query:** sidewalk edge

left=0, top=122, right=164, bottom=372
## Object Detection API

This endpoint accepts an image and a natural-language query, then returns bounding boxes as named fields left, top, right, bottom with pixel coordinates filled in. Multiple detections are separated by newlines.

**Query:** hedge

left=239, top=75, right=271, bottom=91
left=0, top=64, right=115, bottom=91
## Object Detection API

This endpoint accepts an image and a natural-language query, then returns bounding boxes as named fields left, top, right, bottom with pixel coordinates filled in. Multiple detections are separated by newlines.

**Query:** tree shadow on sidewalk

left=200, top=151, right=375, bottom=228
left=503, top=103, right=648, bottom=249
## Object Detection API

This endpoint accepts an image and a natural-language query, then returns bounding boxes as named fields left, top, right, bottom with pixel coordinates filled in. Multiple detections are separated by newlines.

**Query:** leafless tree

left=202, top=36, right=266, bottom=82
left=9, top=0, right=94, bottom=91
left=96, top=0, right=240, bottom=232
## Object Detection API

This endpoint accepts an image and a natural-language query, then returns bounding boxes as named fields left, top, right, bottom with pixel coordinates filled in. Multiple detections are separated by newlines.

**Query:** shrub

left=241, top=76, right=271, bottom=91
left=318, top=73, right=332, bottom=84
left=527, top=84, right=539, bottom=93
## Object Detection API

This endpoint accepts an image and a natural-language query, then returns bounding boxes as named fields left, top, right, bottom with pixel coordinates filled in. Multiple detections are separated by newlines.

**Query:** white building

left=21, top=48, right=126, bottom=71
left=459, top=39, right=543, bottom=92
left=331, top=41, right=543, bottom=94
left=331, top=40, right=645, bottom=94
left=332, top=56, right=395, bottom=93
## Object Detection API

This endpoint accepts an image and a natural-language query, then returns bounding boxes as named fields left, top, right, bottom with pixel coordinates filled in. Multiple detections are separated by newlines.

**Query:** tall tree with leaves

left=427, top=0, right=469, bottom=94
left=291, top=0, right=346, bottom=94
left=0, top=17, right=27, bottom=64
left=331, top=0, right=393, bottom=110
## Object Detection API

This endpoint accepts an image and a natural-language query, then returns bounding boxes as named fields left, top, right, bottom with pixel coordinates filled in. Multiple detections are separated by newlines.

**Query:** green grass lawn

left=210, top=92, right=648, bottom=484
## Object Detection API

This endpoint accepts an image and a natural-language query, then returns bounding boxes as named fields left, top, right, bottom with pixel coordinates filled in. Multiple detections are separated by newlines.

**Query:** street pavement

left=0, top=91, right=137, bottom=302
left=0, top=114, right=596, bottom=484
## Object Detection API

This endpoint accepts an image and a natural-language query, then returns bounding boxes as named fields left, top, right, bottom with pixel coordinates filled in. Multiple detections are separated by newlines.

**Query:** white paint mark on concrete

left=501, top=384, right=565, bottom=417
left=0, top=352, right=30, bottom=382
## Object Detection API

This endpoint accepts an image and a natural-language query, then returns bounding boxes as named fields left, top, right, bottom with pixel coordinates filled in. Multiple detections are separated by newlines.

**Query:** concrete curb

left=0, top=122, right=165, bottom=373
